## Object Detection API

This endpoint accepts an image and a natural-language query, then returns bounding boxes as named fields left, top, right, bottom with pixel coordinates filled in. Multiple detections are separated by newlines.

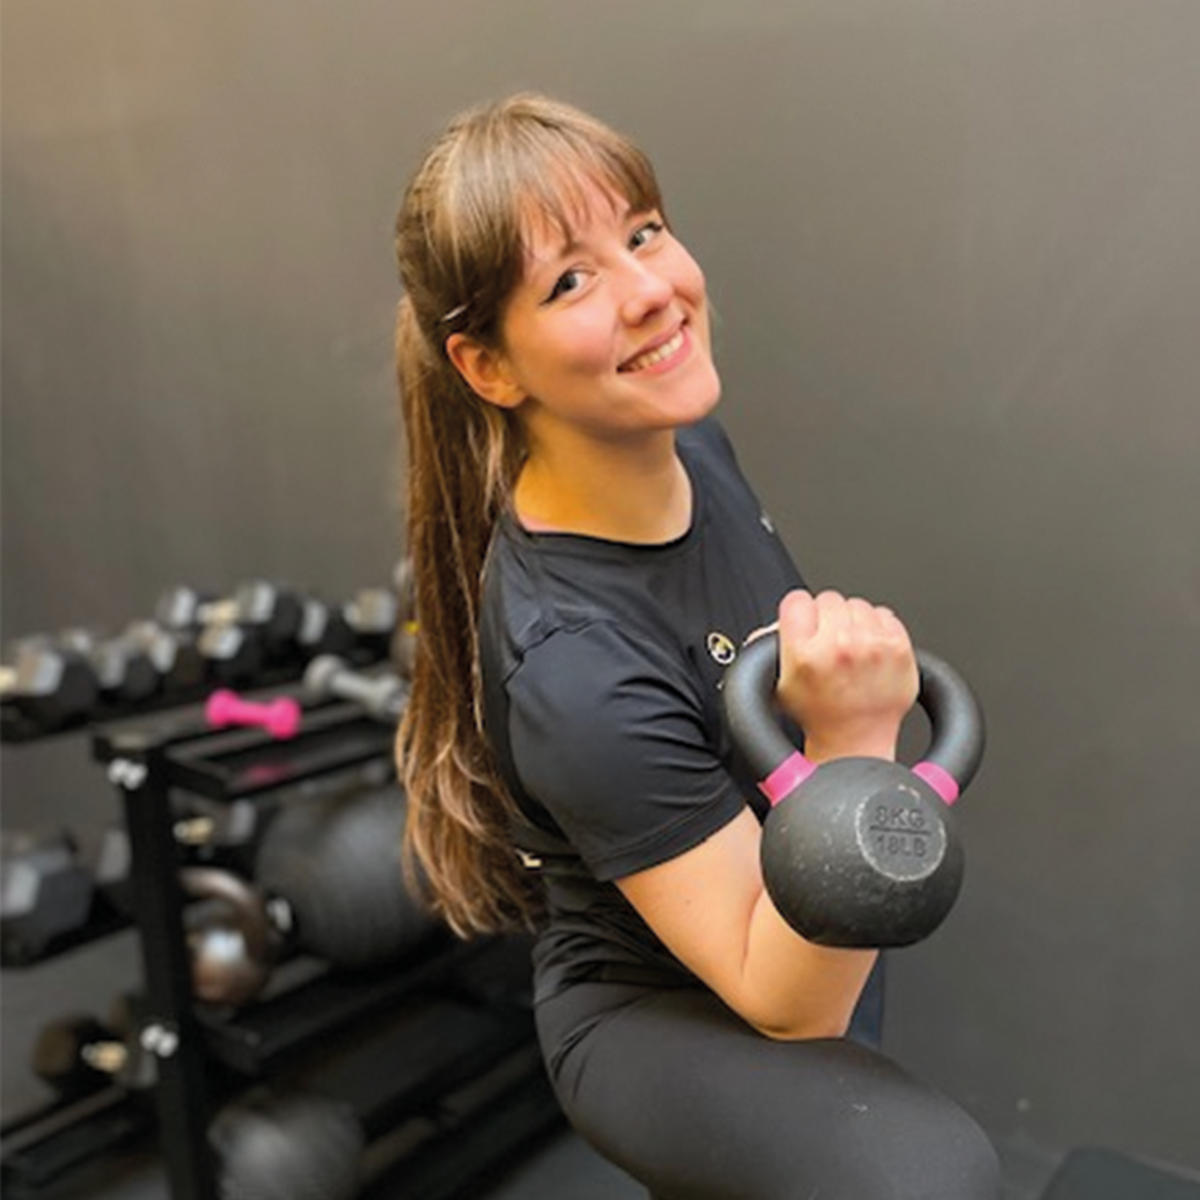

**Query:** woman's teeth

left=621, top=328, right=685, bottom=372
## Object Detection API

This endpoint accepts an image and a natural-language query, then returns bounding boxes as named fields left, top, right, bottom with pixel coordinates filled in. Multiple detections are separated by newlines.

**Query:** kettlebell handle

left=179, top=866, right=275, bottom=965
left=723, top=634, right=986, bottom=805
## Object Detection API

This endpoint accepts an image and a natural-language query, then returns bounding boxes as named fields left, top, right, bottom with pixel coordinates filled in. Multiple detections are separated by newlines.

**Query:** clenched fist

left=774, top=589, right=918, bottom=763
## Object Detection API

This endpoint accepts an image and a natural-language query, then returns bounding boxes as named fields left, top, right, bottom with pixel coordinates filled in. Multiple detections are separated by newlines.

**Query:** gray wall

left=4, top=0, right=1198, bottom=1180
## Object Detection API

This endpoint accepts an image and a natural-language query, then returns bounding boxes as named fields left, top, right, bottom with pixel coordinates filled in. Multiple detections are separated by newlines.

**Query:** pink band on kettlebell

left=912, top=760, right=960, bottom=805
left=759, top=751, right=818, bottom=807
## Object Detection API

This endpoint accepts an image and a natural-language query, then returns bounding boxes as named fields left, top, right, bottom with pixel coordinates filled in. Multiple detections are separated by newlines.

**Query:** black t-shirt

left=480, top=418, right=806, bottom=1004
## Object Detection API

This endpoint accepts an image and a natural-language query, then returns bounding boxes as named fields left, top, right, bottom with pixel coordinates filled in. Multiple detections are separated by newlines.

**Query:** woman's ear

left=445, top=334, right=526, bottom=409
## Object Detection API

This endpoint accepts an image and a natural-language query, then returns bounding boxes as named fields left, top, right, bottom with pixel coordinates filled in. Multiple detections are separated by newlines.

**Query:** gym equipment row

left=0, top=573, right=415, bottom=742
left=1, top=654, right=415, bottom=971
left=0, top=569, right=414, bottom=967
left=2, top=576, right=560, bottom=1200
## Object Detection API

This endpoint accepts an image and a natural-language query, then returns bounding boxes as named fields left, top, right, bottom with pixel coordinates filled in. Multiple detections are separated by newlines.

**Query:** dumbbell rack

left=92, top=697, right=559, bottom=1200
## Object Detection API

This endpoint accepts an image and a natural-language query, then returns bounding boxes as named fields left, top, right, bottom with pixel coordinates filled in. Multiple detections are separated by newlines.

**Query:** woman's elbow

left=744, top=1007, right=851, bottom=1042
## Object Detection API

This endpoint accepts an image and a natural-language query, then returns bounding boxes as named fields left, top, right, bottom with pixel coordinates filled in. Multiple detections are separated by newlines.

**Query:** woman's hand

left=774, top=589, right=918, bottom=763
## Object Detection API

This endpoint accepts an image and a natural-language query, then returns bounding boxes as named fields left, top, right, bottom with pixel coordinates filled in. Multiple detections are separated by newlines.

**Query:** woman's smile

left=619, top=324, right=690, bottom=374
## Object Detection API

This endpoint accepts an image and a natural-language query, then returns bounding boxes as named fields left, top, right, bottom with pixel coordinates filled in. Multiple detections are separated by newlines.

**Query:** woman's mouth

left=619, top=326, right=688, bottom=373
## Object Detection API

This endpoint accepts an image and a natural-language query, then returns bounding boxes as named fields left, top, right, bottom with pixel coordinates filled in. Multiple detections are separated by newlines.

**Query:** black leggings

left=538, top=983, right=1001, bottom=1200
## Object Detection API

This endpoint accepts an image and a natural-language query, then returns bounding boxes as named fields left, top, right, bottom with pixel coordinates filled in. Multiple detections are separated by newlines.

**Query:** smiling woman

left=447, top=178, right=721, bottom=542
left=391, top=93, right=1000, bottom=1200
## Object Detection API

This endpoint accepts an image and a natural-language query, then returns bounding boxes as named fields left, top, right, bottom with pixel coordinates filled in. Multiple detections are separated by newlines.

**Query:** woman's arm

left=618, top=590, right=918, bottom=1040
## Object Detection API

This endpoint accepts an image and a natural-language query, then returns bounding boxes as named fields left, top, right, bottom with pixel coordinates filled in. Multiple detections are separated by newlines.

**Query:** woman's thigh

left=545, top=986, right=1000, bottom=1200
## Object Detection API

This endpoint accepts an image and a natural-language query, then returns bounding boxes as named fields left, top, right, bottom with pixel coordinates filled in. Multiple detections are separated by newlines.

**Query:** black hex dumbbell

left=156, top=582, right=304, bottom=677
left=31, top=1002, right=132, bottom=1098
left=31, top=991, right=160, bottom=1098
left=156, top=586, right=264, bottom=684
left=1, top=829, right=95, bottom=965
left=57, top=628, right=160, bottom=705
left=342, top=588, right=398, bottom=661
left=0, top=638, right=100, bottom=730
left=296, top=597, right=357, bottom=660
left=123, top=619, right=209, bottom=695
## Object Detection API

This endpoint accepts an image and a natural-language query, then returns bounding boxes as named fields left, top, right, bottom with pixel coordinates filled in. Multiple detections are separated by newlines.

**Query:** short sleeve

left=505, top=620, right=746, bottom=881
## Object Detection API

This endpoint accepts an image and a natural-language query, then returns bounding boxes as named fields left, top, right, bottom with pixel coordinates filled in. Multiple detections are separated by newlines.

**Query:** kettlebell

left=722, top=633, right=985, bottom=948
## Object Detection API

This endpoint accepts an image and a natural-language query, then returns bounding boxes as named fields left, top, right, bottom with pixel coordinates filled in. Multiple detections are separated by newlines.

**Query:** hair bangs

left=436, top=103, right=664, bottom=341
left=513, top=120, right=663, bottom=246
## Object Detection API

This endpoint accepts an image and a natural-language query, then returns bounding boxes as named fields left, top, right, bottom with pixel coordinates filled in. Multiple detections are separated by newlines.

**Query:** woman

left=394, top=93, right=999, bottom=1199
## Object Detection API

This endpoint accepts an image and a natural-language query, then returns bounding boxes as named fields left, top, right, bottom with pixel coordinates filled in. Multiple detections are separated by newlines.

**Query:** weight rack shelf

left=3, top=666, right=306, bottom=746
left=1, top=1086, right=156, bottom=1197
left=1, top=891, right=132, bottom=968
left=1, top=641, right=388, bottom=746
left=196, top=934, right=482, bottom=1077
left=92, top=703, right=389, bottom=1198
left=62, top=700, right=550, bottom=1200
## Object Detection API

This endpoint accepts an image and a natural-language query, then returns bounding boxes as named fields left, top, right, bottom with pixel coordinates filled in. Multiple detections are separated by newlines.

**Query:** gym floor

left=3, top=933, right=1063, bottom=1200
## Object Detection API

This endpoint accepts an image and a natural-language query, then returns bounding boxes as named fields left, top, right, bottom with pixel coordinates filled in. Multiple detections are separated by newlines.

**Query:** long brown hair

left=394, top=94, right=664, bottom=936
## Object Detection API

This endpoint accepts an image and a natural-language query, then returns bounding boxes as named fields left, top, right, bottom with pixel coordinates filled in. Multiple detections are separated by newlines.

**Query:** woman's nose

left=618, top=256, right=674, bottom=325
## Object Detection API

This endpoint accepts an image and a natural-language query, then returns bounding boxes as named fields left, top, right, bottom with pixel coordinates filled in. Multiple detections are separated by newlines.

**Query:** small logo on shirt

left=706, top=631, right=737, bottom=666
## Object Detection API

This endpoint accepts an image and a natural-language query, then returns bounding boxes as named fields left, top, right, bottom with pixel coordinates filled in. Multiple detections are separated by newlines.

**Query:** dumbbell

left=196, top=620, right=267, bottom=684
left=722, top=633, right=985, bottom=948
left=1, top=829, right=95, bottom=965
left=205, top=689, right=302, bottom=738
left=156, top=582, right=303, bottom=651
left=56, top=628, right=160, bottom=705
left=123, top=619, right=209, bottom=693
left=343, top=587, right=399, bottom=660
left=31, top=995, right=136, bottom=1098
left=157, top=591, right=265, bottom=684
left=0, top=639, right=100, bottom=729
left=302, top=655, right=407, bottom=724
left=296, top=596, right=357, bottom=660
left=157, top=581, right=303, bottom=674
left=183, top=783, right=438, bottom=1008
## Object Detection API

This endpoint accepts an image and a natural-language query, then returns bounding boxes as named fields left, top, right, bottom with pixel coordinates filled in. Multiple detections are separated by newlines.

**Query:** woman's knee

left=548, top=991, right=1000, bottom=1200
left=752, top=1040, right=1001, bottom=1200
left=659, top=1039, right=1002, bottom=1200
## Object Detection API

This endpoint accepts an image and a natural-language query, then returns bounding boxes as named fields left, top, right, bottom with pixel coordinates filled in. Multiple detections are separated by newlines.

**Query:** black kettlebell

left=210, top=1086, right=363, bottom=1200
left=181, top=785, right=439, bottom=1009
left=722, top=633, right=985, bottom=948
left=181, top=867, right=278, bottom=1008
left=254, top=782, right=439, bottom=970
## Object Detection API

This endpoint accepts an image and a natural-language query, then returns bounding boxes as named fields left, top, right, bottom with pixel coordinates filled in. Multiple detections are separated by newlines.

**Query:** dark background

left=4, top=0, right=1198, bottom=1184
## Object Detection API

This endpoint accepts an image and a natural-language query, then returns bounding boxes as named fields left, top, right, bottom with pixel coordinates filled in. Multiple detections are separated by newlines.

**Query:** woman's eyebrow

left=529, top=200, right=646, bottom=265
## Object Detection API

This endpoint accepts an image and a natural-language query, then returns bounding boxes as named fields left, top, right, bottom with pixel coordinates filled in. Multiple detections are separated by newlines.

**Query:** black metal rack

left=4, top=692, right=561, bottom=1198
left=2, top=624, right=564, bottom=1195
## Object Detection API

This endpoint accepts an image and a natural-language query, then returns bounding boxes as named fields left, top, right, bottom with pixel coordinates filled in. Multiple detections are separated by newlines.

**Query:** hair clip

left=440, top=303, right=468, bottom=325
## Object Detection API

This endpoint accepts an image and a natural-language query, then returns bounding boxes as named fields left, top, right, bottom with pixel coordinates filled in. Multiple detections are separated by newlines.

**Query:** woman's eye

left=629, top=220, right=665, bottom=250
left=545, top=269, right=584, bottom=303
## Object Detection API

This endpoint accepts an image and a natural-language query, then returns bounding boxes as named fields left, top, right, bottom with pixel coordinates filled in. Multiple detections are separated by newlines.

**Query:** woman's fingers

left=773, top=589, right=918, bottom=760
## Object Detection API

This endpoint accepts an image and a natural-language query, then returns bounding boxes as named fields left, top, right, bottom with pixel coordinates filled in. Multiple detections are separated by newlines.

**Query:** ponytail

left=395, top=295, right=538, bottom=936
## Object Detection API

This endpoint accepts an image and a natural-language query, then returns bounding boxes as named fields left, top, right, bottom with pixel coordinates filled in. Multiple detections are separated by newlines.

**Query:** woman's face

left=486, top=176, right=722, bottom=444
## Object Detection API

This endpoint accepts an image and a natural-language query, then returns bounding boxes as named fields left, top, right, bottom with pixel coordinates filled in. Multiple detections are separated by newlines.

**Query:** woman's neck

left=514, top=430, right=692, bottom=544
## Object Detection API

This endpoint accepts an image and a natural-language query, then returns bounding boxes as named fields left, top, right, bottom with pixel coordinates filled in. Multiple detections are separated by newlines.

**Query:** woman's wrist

left=802, top=732, right=899, bottom=763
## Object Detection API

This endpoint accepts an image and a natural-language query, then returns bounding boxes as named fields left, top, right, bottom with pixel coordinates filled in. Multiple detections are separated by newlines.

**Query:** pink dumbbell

left=204, top=689, right=301, bottom=739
